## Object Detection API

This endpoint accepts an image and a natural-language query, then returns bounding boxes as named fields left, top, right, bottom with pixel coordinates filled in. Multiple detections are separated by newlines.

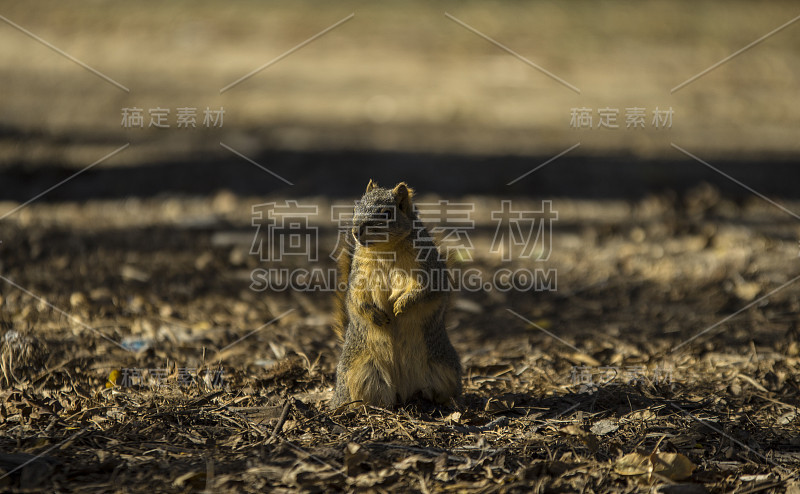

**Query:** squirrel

left=331, top=180, right=462, bottom=409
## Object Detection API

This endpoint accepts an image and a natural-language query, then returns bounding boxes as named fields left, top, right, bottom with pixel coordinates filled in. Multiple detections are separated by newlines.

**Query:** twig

left=268, top=398, right=292, bottom=444
left=449, top=416, right=509, bottom=434
left=280, top=438, right=344, bottom=473
left=736, top=481, right=786, bottom=494
left=370, top=443, right=468, bottom=464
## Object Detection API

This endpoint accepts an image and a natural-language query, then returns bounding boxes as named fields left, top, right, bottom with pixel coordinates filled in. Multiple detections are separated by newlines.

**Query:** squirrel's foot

left=362, top=303, right=391, bottom=326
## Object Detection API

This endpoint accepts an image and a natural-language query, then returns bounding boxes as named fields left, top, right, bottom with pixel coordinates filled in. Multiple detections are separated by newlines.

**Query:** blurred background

left=0, top=0, right=798, bottom=199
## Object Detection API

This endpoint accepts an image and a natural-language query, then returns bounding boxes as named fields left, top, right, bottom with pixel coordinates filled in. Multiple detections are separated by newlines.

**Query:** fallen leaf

left=283, top=461, right=341, bottom=487
left=615, top=451, right=695, bottom=481
left=560, top=425, right=599, bottom=453
left=614, top=451, right=651, bottom=476
left=172, top=471, right=204, bottom=488
left=394, top=454, right=436, bottom=474
left=624, top=409, right=656, bottom=422
left=590, top=418, right=619, bottom=436
left=443, top=411, right=462, bottom=424
left=344, top=442, right=369, bottom=477
left=351, top=469, right=397, bottom=488
left=650, top=452, right=696, bottom=481
left=105, top=369, right=120, bottom=389
left=560, top=425, right=585, bottom=437
left=776, top=410, right=796, bottom=426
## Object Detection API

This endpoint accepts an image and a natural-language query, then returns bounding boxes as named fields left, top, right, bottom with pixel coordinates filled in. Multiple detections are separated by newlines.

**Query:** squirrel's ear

left=393, top=182, right=414, bottom=215
left=365, top=179, right=378, bottom=193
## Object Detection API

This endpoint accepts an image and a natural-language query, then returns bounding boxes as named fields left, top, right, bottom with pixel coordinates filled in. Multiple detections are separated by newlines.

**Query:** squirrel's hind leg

left=426, top=361, right=462, bottom=404
left=332, top=363, right=352, bottom=408
left=354, top=360, right=395, bottom=407
left=343, top=357, right=396, bottom=408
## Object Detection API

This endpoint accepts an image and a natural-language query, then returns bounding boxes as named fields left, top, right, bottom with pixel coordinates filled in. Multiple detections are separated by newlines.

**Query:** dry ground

left=1, top=186, right=799, bottom=492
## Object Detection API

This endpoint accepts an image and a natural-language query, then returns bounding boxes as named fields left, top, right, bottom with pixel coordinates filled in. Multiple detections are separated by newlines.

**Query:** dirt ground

left=1, top=183, right=799, bottom=492
left=2, top=1, right=800, bottom=492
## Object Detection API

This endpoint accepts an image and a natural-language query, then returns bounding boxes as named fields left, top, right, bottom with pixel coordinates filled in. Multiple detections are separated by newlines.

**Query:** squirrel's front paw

left=362, top=303, right=391, bottom=326
left=393, top=299, right=408, bottom=317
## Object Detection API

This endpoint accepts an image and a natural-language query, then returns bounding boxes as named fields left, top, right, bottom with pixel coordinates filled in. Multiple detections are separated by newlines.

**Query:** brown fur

left=332, top=232, right=351, bottom=340
left=331, top=180, right=462, bottom=409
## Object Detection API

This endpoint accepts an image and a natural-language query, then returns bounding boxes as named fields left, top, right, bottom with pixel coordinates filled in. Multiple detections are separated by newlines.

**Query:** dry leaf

left=105, top=369, right=119, bottom=389
left=394, top=454, right=436, bottom=474
left=560, top=425, right=585, bottom=437
left=560, top=425, right=599, bottom=453
left=624, top=409, right=656, bottom=422
left=590, top=418, right=619, bottom=436
left=485, top=398, right=516, bottom=414
left=615, top=451, right=652, bottom=476
left=615, top=451, right=695, bottom=481
left=785, top=480, right=800, bottom=494
left=443, top=411, right=462, bottom=424
left=351, top=469, right=397, bottom=488
left=650, top=452, right=696, bottom=481
left=283, top=461, right=341, bottom=487
left=344, top=442, right=369, bottom=477
left=172, top=471, right=204, bottom=488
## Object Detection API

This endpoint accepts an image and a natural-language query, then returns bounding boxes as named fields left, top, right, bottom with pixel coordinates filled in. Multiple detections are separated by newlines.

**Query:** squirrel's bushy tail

left=333, top=231, right=352, bottom=340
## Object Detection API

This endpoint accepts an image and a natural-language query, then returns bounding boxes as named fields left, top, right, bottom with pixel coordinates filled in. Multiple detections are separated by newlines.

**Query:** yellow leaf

left=650, top=452, right=695, bottom=481
left=614, top=451, right=696, bottom=481
left=615, top=451, right=651, bottom=476
left=106, top=369, right=120, bottom=388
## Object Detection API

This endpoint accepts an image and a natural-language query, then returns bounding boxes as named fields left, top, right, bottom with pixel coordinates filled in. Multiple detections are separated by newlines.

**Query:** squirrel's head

left=352, top=180, right=415, bottom=250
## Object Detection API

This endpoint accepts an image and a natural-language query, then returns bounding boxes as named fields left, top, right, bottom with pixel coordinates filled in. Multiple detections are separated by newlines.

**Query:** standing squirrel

left=331, top=180, right=462, bottom=408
